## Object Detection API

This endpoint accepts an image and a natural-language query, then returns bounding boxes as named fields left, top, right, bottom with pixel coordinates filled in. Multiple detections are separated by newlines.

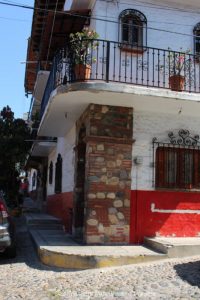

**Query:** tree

left=0, top=106, right=31, bottom=203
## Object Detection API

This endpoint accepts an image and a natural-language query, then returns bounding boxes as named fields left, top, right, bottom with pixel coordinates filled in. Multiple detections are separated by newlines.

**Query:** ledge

left=55, top=81, right=200, bottom=103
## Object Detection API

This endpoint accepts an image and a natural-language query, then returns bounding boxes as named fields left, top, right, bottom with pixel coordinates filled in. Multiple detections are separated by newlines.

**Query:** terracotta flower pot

left=169, top=75, right=185, bottom=91
left=74, top=64, right=91, bottom=81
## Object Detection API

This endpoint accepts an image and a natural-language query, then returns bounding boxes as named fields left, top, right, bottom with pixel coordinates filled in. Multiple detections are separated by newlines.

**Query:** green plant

left=69, top=28, right=99, bottom=65
left=164, top=48, right=193, bottom=77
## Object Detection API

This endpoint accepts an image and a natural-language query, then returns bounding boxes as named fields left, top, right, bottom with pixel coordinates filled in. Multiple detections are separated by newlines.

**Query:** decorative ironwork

left=152, top=130, right=200, bottom=146
left=119, top=9, right=147, bottom=23
left=168, top=129, right=200, bottom=146
left=194, top=22, right=200, bottom=34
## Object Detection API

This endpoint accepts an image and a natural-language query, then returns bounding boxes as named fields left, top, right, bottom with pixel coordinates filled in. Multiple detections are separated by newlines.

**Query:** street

left=0, top=216, right=200, bottom=300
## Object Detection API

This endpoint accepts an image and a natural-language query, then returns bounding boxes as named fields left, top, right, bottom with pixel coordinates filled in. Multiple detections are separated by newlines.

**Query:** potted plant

left=69, top=28, right=99, bottom=80
left=166, top=48, right=193, bottom=91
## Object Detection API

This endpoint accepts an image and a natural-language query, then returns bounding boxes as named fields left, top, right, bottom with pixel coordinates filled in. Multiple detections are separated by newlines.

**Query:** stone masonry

left=76, top=104, right=133, bottom=244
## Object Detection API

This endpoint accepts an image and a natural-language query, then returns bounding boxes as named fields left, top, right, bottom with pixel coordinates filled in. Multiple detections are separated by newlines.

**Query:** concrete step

left=29, top=229, right=166, bottom=269
left=27, top=223, right=64, bottom=230
left=144, top=237, right=200, bottom=258
left=24, top=213, right=63, bottom=231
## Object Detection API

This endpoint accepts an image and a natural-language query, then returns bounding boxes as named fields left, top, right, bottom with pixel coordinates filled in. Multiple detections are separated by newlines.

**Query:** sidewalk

left=23, top=197, right=200, bottom=270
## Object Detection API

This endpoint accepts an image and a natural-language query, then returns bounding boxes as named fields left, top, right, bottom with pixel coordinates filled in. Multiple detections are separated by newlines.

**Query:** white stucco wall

left=131, top=108, right=200, bottom=190
left=46, top=125, right=76, bottom=196
left=91, top=0, right=199, bottom=52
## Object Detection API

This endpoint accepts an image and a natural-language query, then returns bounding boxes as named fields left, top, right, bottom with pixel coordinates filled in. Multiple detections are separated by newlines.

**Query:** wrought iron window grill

left=152, top=129, right=200, bottom=190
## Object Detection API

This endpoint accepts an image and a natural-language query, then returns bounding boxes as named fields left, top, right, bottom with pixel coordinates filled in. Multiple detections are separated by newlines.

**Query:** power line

left=100, top=0, right=200, bottom=16
left=0, top=0, right=198, bottom=38
left=45, top=0, right=59, bottom=69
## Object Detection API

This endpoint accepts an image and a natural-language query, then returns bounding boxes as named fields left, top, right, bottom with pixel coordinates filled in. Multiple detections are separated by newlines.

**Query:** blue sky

left=0, top=1, right=34, bottom=118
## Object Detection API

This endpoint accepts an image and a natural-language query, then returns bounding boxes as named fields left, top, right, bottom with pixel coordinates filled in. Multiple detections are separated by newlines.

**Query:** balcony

left=38, top=39, right=200, bottom=135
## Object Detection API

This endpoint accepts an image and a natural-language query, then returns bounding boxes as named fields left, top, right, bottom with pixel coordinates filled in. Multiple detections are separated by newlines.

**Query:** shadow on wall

left=174, top=260, right=200, bottom=288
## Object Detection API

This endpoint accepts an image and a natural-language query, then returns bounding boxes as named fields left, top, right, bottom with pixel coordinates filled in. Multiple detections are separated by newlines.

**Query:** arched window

left=49, top=161, right=53, bottom=185
left=55, top=154, right=62, bottom=193
left=119, top=9, right=147, bottom=49
left=193, top=23, right=200, bottom=57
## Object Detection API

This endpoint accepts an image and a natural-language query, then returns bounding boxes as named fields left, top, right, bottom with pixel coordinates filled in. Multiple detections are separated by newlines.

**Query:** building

left=25, top=0, right=200, bottom=244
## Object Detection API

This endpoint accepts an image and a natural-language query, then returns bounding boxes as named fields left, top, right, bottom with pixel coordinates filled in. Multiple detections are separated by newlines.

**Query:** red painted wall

left=46, top=192, right=73, bottom=233
left=130, top=190, right=200, bottom=244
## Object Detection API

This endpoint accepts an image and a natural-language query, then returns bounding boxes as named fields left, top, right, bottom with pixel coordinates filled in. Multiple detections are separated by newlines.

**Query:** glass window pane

left=165, top=149, right=177, bottom=185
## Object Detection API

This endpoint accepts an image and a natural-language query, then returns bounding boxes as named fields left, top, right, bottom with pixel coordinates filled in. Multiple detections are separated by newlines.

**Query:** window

left=119, top=9, right=147, bottom=49
left=49, top=161, right=53, bottom=185
left=194, top=23, right=200, bottom=58
left=153, top=130, right=200, bottom=189
left=55, top=154, right=62, bottom=193
left=155, top=147, right=200, bottom=189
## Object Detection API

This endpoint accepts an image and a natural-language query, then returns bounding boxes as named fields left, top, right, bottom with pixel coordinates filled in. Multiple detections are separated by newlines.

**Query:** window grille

left=153, top=130, right=200, bottom=189
left=194, top=23, right=200, bottom=58
left=119, top=9, right=147, bottom=49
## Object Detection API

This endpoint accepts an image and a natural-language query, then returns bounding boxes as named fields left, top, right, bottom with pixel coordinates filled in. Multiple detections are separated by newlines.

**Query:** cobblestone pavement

left=0, top=216, right=200, bottom=300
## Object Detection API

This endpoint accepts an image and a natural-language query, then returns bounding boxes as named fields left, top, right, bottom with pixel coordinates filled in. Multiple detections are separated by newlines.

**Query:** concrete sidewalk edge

left=38, top=247, right=166, bottom=269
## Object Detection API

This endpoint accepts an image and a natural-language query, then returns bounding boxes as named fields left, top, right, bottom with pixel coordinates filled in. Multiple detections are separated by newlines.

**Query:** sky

left=0, top=0, right=34, bottom=118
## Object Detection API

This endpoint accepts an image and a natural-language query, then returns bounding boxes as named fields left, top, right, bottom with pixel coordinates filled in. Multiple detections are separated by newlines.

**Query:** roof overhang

left=24, top=0, right=91, bottom=94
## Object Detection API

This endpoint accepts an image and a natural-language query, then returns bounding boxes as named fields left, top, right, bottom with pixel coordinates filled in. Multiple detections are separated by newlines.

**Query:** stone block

left=98, top=223, right=104, bottom=233
left=97, top=192, right=106, bottom=199
left=102, top=106, right=109, bottom=113
left=97, top=144, right=104, bottom=151
left=124, top=199, right=130, bottom=207
left=88, top=193, right=96, bottom=199
left=108, top=177, right=119, bottom=185
left=113, top=200, right=123, bottom=208
left=117, top=212, right=125, bottom=220
left=96, top=157, right=105, bottom=163
left=86, top=235, right=101, bottom=244
left=107, top=161, right=116, bottom=168
left=87, top=219, right=98, bottom=226
left=107, top=192, right=116, bottom=199
left=108, top=214, right=119, bottom=224
left=108, top=207, right=117, bottom=214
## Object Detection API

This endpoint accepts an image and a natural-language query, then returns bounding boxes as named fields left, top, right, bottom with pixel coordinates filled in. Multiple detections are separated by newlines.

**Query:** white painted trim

left=151, top=203, right=200, bottom=214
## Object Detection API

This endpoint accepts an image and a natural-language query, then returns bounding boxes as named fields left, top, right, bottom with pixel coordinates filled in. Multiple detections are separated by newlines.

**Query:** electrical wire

left=100, top=0, right=200, bottom=16
left=0, top=0, right=199, bottom=38
left=45, top=0, right=59, bottom=69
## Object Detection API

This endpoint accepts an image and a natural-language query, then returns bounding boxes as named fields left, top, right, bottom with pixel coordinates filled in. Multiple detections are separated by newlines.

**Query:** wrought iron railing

left=40, top=39, right=200, bottom=118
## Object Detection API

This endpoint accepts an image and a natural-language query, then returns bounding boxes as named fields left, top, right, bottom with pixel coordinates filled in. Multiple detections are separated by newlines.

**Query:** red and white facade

left=26, top=0, right=200, bottom=244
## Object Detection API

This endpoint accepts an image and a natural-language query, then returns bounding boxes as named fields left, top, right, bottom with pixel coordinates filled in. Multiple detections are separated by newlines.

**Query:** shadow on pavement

left=0, top=215, right=77, bottom=273
left=174, top=260, right=200, bottom=287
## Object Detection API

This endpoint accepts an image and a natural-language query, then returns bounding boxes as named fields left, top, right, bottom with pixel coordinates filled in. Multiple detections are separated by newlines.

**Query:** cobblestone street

left=0, top=216, right=200, bottom=300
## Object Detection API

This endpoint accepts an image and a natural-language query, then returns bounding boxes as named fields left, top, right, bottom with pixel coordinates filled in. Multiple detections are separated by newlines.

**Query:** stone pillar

left=76, top=104, right=133, bottom=244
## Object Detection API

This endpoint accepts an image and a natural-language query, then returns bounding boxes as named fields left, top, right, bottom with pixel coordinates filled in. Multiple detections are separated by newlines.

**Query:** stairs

left=144, top=236, right=200, bottom=258
left=25, top=213, right=64, bottom=231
